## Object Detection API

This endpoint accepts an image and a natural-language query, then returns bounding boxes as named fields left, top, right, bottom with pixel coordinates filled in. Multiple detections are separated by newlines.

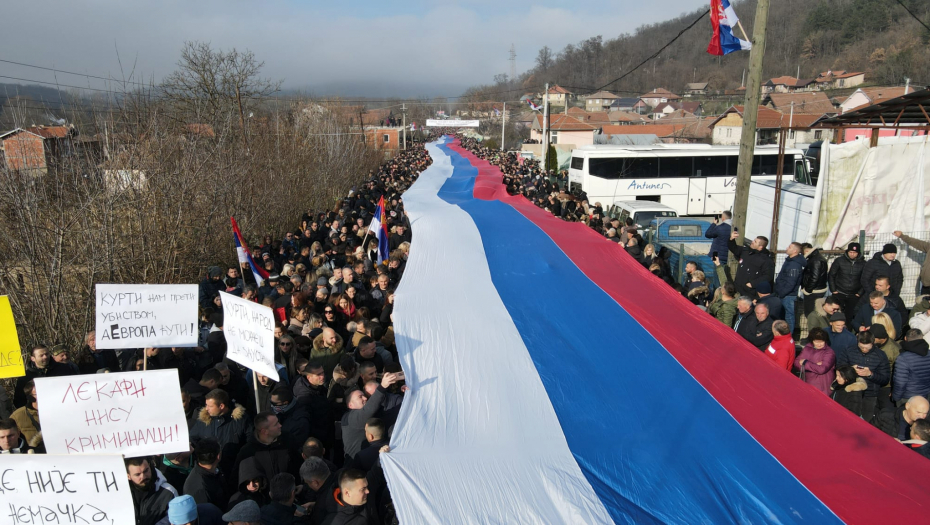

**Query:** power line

left=0, top=58, right=154, bottom=88
left=893, top=0, right=930, bottom=32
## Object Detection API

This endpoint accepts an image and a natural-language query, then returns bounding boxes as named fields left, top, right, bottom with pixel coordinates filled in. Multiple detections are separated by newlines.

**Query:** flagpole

left=736, top=20, right=750, bottom=42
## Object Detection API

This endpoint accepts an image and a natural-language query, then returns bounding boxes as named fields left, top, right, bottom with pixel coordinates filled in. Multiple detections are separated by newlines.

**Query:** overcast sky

left=2, top=0, right=704, bottom=98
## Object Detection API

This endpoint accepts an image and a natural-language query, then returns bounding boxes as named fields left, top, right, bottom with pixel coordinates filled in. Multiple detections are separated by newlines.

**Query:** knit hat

left=755, top=281, right=772, bottom=294
left=847, top=243, right=860, bottom=254
left=222, top=500, right=260, bottom=522
left=317, top=277, right=329, bottom=286
left=829, top=312, right=847, bottom=323
left=882, top=243, right=897, bottom=254
left=870, top=324, right=888, bottom=339
left=167, top=495, right=197, bottom=524
left=208, top=266, right=223, bottom=278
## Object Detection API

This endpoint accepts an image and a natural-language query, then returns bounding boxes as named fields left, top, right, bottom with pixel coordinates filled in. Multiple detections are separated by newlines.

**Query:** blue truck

left=647, top=218, right=718, bottom=288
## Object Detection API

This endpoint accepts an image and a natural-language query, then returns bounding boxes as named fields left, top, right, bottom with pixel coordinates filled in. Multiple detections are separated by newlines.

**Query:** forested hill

left=469, top=0, right=930, bottom=99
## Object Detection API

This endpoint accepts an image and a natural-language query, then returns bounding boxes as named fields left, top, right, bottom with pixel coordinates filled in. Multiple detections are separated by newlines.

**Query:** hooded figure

left=226, top=457, right=271, bottom=511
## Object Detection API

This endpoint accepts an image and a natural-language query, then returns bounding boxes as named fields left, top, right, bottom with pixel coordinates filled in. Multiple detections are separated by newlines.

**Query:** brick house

left=0, top=125, right=77, bottom=174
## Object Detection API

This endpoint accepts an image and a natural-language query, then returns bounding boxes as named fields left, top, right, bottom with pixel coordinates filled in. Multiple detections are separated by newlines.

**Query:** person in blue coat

left=704, top=211, right=732, bottom=264
left=828, top=312, right=857, bottom=356
left=852, top=291, right=903, bottom=337
left=892, top=330, right=930, bottom=405
left=774, top=242, right=807, bottom=333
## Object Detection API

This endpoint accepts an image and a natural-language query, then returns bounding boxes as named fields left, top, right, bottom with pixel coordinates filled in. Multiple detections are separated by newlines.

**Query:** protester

left=873, top=396, right=930, bottom=440
left=774, top=242, right=806, bottom=331
left=727, top=231, right=774, bottom=299
left=0, top=419, right=36, bottom=454
left=794, top=328, right=836, bottom=395
left=828, top=243, right=865, bottom=324
left=342, top=372, right=404, bottom=460
left=183, top=438, right=227, bottom=507
left=704, top=211, right=732, bottom=264
left=260, top=473, right=300, bottom=525
left=767, top=321, right=795, bottom=372
left=836, top=331, right=890, bottom=421
left=861, top=243, right=904, bottom=297
left=806, top=297, right=841, bottom=335
left=893, top=329, right=930, bottom=406
left=222, top=500, right=262, bottom=525
left=831, top=365, right=867, bottom=415
left=13, top=345, right=74, bottom=407
left=157, top=494, right=224, bottom=525
left=800, top=243, right=828, bottom=319
left=127, top=457, right=178, bottom=525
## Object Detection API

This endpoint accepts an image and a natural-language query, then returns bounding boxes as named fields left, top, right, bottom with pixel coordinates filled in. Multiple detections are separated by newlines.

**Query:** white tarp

left=36, top=369, right=190, bottom=457
left=425, top=119, right=480, bottom=127
left=0, top=454, right=136, bottom=524
left=95, top=283, right=199, bottom=349
left=220, top=291, right=278, bottom=379
left=380, top=139, right=613, bottom=524
left=810, top=136, right=930, bottom=248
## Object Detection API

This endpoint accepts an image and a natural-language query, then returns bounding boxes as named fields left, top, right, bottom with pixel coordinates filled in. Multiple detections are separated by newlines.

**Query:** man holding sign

left=220, top=291, right=277, bottom=380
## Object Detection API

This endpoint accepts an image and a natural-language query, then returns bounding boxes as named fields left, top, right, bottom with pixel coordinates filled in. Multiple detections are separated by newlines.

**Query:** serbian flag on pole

left=527, top=100, right=541, bottom=111
left=231, top=217, right=269, bottom=286
left=707, top=0, right=751, bottom=56
left=368, top=196, right=390, bottom=264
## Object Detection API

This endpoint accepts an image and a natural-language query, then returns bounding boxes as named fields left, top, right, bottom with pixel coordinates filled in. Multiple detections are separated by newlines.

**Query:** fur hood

left=843, top=378, right=868, bottom=393
left=197, top=403, right=247, bottom=425
left=331, top=363, right=360, bottom=387
left=312, top=332, right=344, bottom=356
left=687, top=285, right=709, bottom=299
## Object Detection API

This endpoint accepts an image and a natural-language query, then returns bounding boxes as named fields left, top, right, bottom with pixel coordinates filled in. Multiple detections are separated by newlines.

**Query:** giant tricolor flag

left=379, top=136, right=930, bottom=524
left=707, top=0, right=751, bottom=56
left=367, top=196, right=390, bottom=264
left=231, top=217, right=269, bottom=286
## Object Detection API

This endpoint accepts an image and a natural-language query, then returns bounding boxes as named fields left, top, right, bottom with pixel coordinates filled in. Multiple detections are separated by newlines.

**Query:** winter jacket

left=806, top=298, right=832, bottom=333
left=873, top=405, right=911, bottom=440
left=704, top=220, right=731, bottom=263
left=13, top=362, right=75, bottom=408
left=836, top=346, right=890, bottom=398
left=899, top=234, right=930, bottom=287
left=831, top=377, right=867, bottom=415
left=774, top=254, right=806, bottom=299
left=708, top=297, right=738, bottom=327
left=851, top=301, right=902, bottom=336
left=892, top=339, right=930, bottom=402
left=310, top=332, right=345, bottom=380
left=794, top=343, right=837, bottom=395
left=861, top=252, right=904, bottom=296
left=351, top=438, right=388, bottom=473
left=341, top=387, right=386, bottom=459
left=233, top=433, right=301, bottom=483
left=259, top=501, right=299, bottom=525
left=743, top=316, right=775, bottom=351
left=855, top=292, right=909, bottom=325
left=685, top=282, right=710, bottom=306
left=878, top=339, right=901, bottom=383
left=9, top=406, right=40, bottom=444
left=733, top=312, right=755, bottom=340
left=226, top=457, right=271, bottom=511
left=158, top=455, right=193, bottom=494
left=911, top=313, right=930, bottom=345
left=828, top=253, right=865, bottom=297
left=727, top=239, right=775, bottom=298
left=183, top=464, right=227, bottom=508
left=327, top=488, right=377, bottom=525
left=828, top=328, right=857, bottom=357
left=766, top=333, right=796, bottom=372
left=625, top=243, right=644, bottom=265
left=801, top=249, right=828, bottom=294
left=199, top=277, right=225, bottom=309
left=291, top=380, right=336, bottom=450
left=276, top=398, right=313, bottom=447
left=189, top=404, right=250, bottom=485
left=130, top=470, right=177, bottom=525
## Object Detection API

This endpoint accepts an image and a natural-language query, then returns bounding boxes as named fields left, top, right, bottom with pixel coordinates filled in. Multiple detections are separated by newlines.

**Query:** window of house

left=789, top=130, right=795, bottom=139
left=814, top=130, right=823, bottom=140
left=550, top=131, right=559, bottom=144
left=383, top=134, right=390, bottom=143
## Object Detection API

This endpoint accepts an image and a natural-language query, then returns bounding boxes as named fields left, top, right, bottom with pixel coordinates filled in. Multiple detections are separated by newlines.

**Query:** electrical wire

left=893, top=0, right=930, bottom=32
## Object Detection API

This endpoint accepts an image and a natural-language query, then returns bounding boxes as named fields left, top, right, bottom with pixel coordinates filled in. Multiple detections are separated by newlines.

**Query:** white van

left=607, top=200, right=679, bottom=228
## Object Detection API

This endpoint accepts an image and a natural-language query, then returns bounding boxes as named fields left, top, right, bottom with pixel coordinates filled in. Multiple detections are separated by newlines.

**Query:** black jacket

left=727, top=240, right=774, bottom=298
left=861, top=252, right=905, bottom=296
left=743, top=316, right=775, bottom=351
left=183, top=465, right=227, bottom=508
left=828, top=253, right=865, bottom=296
left=233, top=434, right=301, bottom=483
left=130, top=480, right=175, bottom=525
left=351, top=439, right=388, bottom=473
left=327, top=489, right=377, bottom=525
left=774, top=254, right=806, bottom=299
left=259, top=502, right=299, bottom=525
left=277, top=399, right=313, bottom=447
left=801, top=249, right=828, bottom=293
left=872, top=405, right=909, bottom=440
left=855, top=292, right=908, bottom=325
left=14, top=362, right=75, bottom=408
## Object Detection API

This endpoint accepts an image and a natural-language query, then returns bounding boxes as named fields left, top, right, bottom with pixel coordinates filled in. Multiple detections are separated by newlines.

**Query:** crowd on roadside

left=0, top=139, right=434, bottom=525
left=459, top=135, right=930, bottom=457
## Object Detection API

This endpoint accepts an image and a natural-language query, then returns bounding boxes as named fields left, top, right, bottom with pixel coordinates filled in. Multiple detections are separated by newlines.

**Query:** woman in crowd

left=794, top=327, right=837, bottom=395
left=831, top=365, right=867, bottom=415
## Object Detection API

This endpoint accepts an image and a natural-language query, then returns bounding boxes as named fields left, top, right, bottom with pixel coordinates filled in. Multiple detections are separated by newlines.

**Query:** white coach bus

left=567, top=144, right=811, bottom=216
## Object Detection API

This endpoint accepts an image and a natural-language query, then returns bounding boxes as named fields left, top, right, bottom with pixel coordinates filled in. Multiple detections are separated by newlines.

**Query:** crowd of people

left=0, top=138, right=434, bottom=525
left=459, top=137, right=930, bottom=456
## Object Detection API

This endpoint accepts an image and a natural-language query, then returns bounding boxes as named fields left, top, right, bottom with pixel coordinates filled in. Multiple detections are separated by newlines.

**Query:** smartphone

left=713, top=251, right=718, bottom=259
left=734, top=227, right=739, bottom=233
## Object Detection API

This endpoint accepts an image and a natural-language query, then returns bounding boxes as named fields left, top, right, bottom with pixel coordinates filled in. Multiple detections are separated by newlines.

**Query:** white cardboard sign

left=220, top=291, right=277, bottom=379
left=0, top=454, right=136, bottom=525
left=95, top=283, right=199, bottom=349
left=35, top=370, right=190, bottom=457
left=425, top=119, right=480, bottom=127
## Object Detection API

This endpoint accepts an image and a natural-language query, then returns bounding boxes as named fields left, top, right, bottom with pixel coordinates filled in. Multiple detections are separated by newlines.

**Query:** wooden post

left=869, top=128, right=879, bottom=148
left=770, top=128, right=787, bottom=255
left=730, top=0, right=771, bottom=274
left=253, top=371, right=261, bottom=412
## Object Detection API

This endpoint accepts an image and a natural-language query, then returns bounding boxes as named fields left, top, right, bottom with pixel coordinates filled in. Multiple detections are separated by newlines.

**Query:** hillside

left=471, top=0, right=930, bottom=100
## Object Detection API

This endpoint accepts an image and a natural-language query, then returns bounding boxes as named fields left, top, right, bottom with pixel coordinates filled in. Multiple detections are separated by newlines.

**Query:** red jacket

left=767, top=333, right=796, bottom=372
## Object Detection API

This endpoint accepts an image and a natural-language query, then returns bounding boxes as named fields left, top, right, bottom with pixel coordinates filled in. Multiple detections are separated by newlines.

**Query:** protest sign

left=35, top=369, right=190, bottom=457
left=95, top=283, right=198, bottom=349
left=0, top=295, right=25, bottom=379
left=220, top=291, right=277, bottom=379
left=0, top=454, right=135, bottom=525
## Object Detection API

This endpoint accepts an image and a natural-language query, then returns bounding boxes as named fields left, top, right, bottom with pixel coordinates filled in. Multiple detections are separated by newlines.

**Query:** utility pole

left=501, top=102, right=506, bottom=152
left=542, top=83, right=550, bottom=171
left=731, top=0, right=771, bottom=267
left=402, top=103, right=407, bottom=150
left=235, top=85, right=248, bottom=149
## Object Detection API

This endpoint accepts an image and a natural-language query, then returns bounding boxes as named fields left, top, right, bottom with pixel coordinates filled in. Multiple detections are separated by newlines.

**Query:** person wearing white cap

left=222, top=500, right=261, bottom=525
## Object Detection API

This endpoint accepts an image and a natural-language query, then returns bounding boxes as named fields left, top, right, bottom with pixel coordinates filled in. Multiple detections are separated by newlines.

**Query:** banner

left=95, top=284, right=199, bottom=349
left=425, top=119, right=480, bottom=128
left=220, top=291, right=277, bottom=379
left=0, top=454, right=135, bottom=524
left=35, top=369, right=190, bottom=457
left=0, top=295, right=25, bottom=379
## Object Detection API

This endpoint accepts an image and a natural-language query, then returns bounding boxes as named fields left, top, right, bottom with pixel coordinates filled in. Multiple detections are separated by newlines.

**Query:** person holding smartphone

left=704, top=211, right=732, bottom=264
